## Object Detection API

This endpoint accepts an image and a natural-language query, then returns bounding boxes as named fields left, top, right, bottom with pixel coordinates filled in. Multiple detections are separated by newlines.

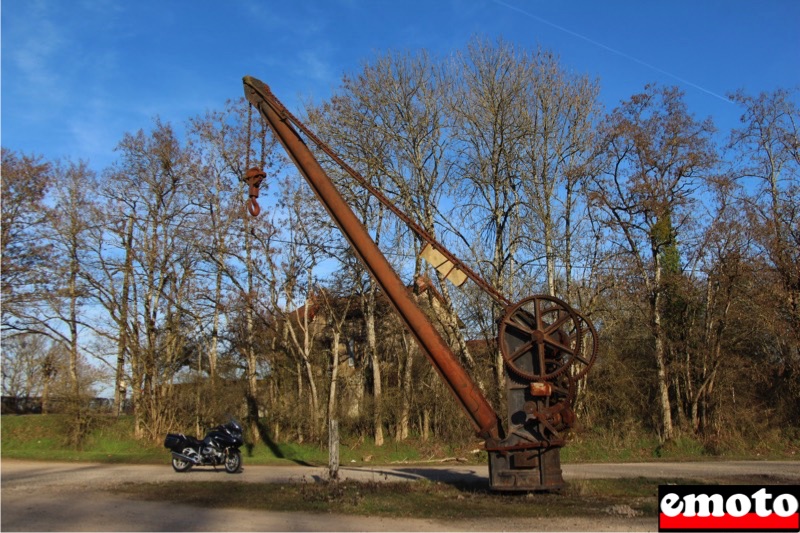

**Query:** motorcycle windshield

left=227, top=419, right=243, bottom=434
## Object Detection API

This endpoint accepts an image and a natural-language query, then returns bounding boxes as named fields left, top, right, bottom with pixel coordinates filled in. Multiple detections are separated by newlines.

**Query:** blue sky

left=3, top=0, right=799, bottom=172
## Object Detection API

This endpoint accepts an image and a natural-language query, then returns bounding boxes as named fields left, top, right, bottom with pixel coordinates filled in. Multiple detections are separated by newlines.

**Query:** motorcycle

left=164, top=419, right=244, bottom=473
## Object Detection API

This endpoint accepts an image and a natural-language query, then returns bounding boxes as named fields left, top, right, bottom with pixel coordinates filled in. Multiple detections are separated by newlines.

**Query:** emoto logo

left=658, top=485, right=799, bottom=532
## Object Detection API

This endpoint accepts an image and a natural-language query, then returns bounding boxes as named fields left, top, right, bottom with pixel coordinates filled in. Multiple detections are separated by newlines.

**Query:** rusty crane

left=242, top=76, right=597, bottom=491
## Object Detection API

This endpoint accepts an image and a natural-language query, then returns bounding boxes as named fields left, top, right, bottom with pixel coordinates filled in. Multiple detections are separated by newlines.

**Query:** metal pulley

left=498, top=295, right=598, bottom=383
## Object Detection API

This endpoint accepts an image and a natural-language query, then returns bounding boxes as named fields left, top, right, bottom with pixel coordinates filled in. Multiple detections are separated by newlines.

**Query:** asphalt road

left=2, top=459, right=799, bottom=532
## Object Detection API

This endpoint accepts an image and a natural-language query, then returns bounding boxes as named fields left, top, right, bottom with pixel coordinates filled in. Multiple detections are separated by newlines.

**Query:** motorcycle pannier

left=164, top=433, right=183, bottom=450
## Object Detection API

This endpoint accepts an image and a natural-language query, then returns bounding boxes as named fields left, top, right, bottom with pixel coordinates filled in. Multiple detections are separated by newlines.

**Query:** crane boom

left=243, top=76, right=502, bottom=441
left=242, top=75, right=599, bottom=491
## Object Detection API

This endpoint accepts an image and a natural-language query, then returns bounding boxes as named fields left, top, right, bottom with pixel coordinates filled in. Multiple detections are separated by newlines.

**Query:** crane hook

left=244, top=167, right=266, bottom=217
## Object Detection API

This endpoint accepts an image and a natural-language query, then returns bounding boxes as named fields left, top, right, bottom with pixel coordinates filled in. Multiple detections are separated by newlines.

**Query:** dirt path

left=3, top=459, right=798, bottom=531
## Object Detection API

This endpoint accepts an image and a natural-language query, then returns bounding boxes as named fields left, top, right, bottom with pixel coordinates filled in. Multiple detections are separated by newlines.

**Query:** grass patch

left=0, top=415, right=445, bottom=466
left=563, top=427, right=799, bottom=463
left=112, top=477, right=672, bottom=519
left=3, top=414, right=798, bottom=465
left=1, top=414, right=165, bottom=463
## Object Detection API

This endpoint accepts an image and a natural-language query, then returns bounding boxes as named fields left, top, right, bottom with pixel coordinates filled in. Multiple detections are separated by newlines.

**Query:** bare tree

left=518, top=49, right=601, bottom=300
left=315, top=285, right=352, bottom=427
left=187, top=108, right=240, bottom=385
left=2, top=155, right=98, bottom=440
left=728, top=88, right=800, bottom=426
left=43, top=160, right=97, bottom=409
left=1, top=334, right=50, bottom=399
left=102, top=119, right=198, bottom=439
left=254, top=175, right=336, bottom=441
left=309, top=86, right=395, bottom=446
left=729, top=88, right=800, bottom=335
left=1, top=149, right=52, bottom=334
left=447, top=37, right=530, bottom=397
left=589, top=85, right=718, bottom=442
left=689, top=176, right=746, bottom=433
left=187, top=98, right=283, bottom=390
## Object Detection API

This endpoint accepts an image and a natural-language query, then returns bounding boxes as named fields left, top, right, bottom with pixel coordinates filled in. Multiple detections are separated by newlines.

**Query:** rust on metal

left=241, top=76, right=510, bottom=307
left=244, top=166, right=266, bottom=217
left=241, top=75, right=599, bottom=492
left=243, top=76, right=502, bottom=441
left=529, top=382, right=552, bottom=397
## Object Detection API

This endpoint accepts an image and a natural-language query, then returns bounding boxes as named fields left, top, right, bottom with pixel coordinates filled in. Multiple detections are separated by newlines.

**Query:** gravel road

left=3, top=459, right=798, bottom=532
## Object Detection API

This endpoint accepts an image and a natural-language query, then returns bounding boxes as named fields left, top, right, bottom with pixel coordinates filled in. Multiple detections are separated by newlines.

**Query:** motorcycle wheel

left=224, top=449, right=241, bottom=473
left=171, top=448, right=194, bottom=472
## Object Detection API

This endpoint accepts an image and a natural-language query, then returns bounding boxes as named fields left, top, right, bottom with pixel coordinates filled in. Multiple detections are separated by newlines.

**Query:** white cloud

left=296, top=50, right=335, bottom=84
left=5, top=1, right=69, bottom=105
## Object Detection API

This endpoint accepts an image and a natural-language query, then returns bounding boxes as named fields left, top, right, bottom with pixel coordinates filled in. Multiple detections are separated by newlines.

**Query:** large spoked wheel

left=171, top=448, right=194, bottom=472
left=224, top=449, right=242, bottom=474
left=499, top=295, right=583, bottom=381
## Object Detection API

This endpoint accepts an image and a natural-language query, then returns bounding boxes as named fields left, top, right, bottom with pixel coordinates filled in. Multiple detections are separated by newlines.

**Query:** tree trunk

left=422, top=408, right=430, bottom=441
left=210, top=267, right=222, bottom=385
left=653, top=255, right=674, bottom=442
left=327, top=330, right=340, bottom=422
left=544, top=223, right=556, bottom=297
left=68, top=250, right=80, bottom=402
left=115, top=214, right=134, bottom=417
left=295, top=358, right=304, bottom=442
left=283, top=287, right=321, bottom=437
left=365, top=309, right=384, bottom=446
left=302, top=355, right=320, bottom=429
left=244, top=212, right=260, bottom=441
left=396, top=331, right=414, bottom=441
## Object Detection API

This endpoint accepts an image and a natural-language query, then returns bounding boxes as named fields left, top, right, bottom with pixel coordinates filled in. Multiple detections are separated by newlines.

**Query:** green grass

left=0, top=414, right=165, bottom=463
left=3, top=414, right=798, bottom=465
left=562, top=427, right=799, bottom=463
left=0, top=415, right=437, bottom=466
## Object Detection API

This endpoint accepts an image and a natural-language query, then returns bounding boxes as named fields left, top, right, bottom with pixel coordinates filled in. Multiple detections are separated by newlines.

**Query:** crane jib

left=241, top=75, right=598, bottom=491
left=243, top=76, right=503, bottom=442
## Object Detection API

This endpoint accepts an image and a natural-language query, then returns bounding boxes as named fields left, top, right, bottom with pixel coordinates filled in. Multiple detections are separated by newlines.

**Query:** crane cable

left=243, top=104, right=266, bottom=217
